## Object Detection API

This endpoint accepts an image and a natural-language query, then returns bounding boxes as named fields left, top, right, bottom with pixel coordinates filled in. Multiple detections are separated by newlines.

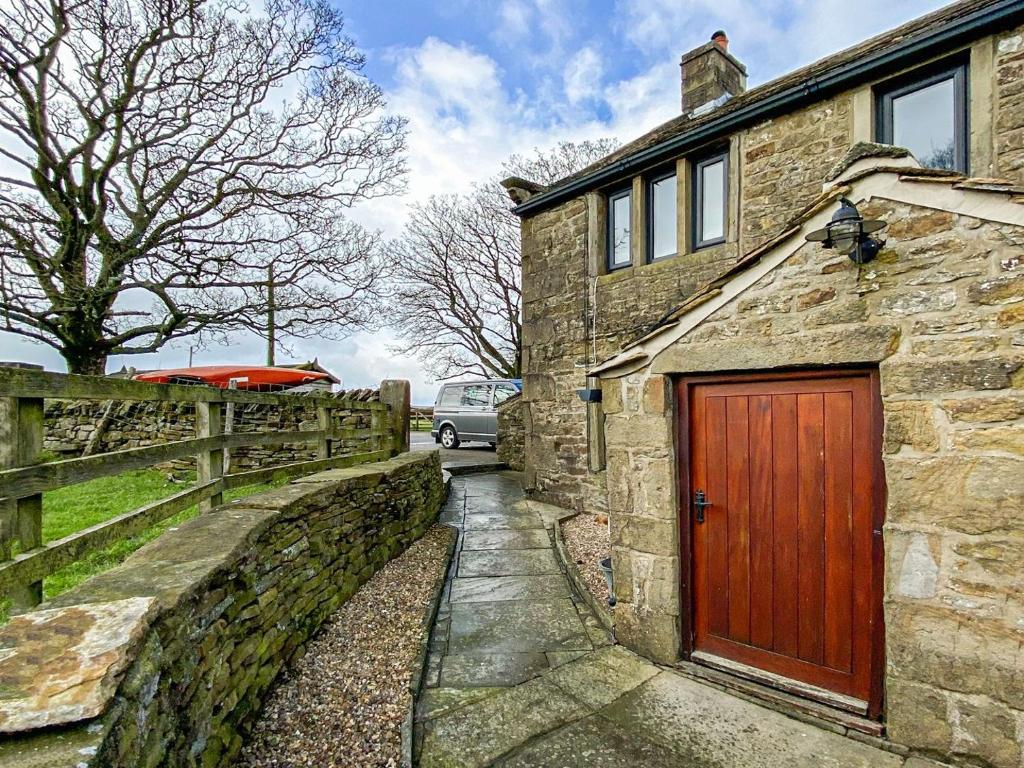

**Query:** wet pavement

left=413, top=473, right=939, bottom=768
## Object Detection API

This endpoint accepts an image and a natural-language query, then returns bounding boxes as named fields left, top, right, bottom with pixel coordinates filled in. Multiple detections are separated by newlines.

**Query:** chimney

left=680, top=30, right=747, bottom=116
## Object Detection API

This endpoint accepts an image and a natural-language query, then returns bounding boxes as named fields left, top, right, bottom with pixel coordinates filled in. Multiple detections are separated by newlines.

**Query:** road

left=411, top=430, right=499, bottom=467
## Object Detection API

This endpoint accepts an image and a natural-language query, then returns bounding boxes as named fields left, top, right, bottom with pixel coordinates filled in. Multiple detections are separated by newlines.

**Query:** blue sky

left=1, top=0, right=949, bottom=403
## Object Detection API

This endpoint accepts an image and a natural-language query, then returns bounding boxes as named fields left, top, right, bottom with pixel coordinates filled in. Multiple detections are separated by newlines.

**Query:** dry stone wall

left=43, top=390, right=380, bottom=472
left=0, top=451, right=444, bottom=768
left=600, top=200, right=1024, bottom=767
left=495, top=393, right=525, bottom=471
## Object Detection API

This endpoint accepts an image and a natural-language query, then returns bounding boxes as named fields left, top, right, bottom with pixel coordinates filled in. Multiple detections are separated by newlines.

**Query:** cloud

left=563, top=46, right=603, bottom=105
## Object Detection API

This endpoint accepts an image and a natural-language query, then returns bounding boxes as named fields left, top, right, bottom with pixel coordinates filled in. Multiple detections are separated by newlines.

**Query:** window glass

left=609, top=191, right=631, bottom=267
left=698, top=158, right=726, bottom=245
left=891, top=77, right=956, bottom=170
left=438, top=386, right=463, bottom=406
left=460, top=384, right=492, bottom=407
left=494, top=384, right=519, bottom=405
left=650, top=174, right=677, bottom=260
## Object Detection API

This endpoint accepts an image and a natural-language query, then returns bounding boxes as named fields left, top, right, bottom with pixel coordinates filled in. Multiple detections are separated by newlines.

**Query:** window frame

left=606, top=186, right=633, bottom=271
left=692, top=151, right=729, bottom=251
left=645, top=167, right=678, bottom=263
left=874, top=59, right=969, bottom=173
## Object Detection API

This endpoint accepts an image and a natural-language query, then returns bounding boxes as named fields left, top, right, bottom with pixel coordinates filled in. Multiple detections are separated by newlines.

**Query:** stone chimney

left=680, top=30, right=747, bottom=116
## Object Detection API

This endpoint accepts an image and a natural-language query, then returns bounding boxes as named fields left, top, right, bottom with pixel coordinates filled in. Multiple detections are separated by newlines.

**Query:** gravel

left=560, top=513, right=611, bottom=606
left=237, top=525, right=454, bottom=768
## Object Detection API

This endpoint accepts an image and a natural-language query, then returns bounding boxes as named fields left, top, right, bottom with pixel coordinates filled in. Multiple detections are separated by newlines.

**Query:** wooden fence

left=0, top=367, right=410, bottom=612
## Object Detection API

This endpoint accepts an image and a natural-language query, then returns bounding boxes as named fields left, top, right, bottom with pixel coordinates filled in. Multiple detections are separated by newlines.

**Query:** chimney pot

left=680, top=31, right=746, bottom=116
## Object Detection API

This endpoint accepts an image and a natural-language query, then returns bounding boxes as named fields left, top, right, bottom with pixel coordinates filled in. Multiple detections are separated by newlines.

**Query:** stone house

left=508, top=1, right=1024, bottom=764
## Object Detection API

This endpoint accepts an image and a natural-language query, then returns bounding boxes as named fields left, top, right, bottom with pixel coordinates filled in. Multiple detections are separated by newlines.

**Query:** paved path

left=414, top=473, right=932, bottom=768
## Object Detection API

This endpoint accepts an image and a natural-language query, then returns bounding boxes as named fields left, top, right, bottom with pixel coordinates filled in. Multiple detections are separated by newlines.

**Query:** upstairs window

left=607, top=187, right=632, bottom=270
left=876, top=62, right=967, bottom=172
left=647, top=170, right=677, bottom=261
left=693, top=152, right=728, bottom=249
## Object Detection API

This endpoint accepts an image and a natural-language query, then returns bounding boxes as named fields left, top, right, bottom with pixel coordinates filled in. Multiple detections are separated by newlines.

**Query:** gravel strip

left=560, top=513, right=611, bottom=605
left=237, top=525, right=455, bottom=768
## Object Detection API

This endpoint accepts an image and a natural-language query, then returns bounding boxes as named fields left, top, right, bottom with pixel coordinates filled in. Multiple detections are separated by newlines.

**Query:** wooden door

left=686, top=372, right=881, bottom=706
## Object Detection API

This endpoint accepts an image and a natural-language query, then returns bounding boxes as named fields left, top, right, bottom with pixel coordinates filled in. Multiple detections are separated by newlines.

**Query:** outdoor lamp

left=805, top=197, right=886, bottom=264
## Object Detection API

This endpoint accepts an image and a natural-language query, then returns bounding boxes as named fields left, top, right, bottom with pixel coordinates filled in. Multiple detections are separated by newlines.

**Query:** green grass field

left=411, top=415, right=433, bottom=432
left=0, top=469, right=287, bottom=621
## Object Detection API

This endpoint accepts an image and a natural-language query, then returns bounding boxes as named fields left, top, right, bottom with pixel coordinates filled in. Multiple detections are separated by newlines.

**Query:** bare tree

left=0, top=0, right=405, bottom=374
left=386, top=139, right=619, bottom=379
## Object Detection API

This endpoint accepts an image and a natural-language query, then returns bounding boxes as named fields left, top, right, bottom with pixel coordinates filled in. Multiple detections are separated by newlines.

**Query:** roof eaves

left=513, top=0, right=1024, bottom=218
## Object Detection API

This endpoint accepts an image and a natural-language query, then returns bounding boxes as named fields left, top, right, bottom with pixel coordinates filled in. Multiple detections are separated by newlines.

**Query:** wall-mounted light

left=805, top=197, right=887, bottom=264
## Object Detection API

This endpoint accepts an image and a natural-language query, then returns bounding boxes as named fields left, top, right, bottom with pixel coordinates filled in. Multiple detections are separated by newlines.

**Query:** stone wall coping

left=0, top=452, right=437, bottom=741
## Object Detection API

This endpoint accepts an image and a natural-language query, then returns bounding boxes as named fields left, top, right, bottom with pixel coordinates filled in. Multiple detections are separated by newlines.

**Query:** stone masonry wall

left=0, top=452, right=444, bottom=767
left=600, top=200, right=1024, bottom=767
left=496, top=393, right=525, bottom=471
left=995, top=24, right=1024, bottom=184
left=520, top=197, right=607, bottom=513
left=741, top=95, right=852, bottom=249
left=43, top=391, right=380, bottom=472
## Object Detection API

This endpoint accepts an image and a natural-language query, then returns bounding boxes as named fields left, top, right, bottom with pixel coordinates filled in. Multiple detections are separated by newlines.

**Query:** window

left=647, top=170, right=677, bottom=261
left=876, top=62, right=967, bottom=172
left=693, top=152, right=728, bottom=249
left=460, top=384, right=492, bottom=407
left=493, top=384, right=518, bottom=405
left=607, top=187, right=632, bottom=269
left=438, top=386, right=463, bottom=406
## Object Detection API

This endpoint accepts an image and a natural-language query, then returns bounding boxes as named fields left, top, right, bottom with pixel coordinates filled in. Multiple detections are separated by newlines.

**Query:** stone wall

left=0, top=452, right=445, bottom=768
left=495, top=393, right=525, bottom=471
left=741, top=95, right=852, bottom=249
left=599, top=197, right=1024, bottom=767
left=43, top=390, right=381, bottom=472
left=995, top=24, right=1024, bottom=184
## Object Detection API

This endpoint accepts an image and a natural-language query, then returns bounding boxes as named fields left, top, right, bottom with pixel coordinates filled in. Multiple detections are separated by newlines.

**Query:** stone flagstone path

left=414, top=472, right=941, bottom=768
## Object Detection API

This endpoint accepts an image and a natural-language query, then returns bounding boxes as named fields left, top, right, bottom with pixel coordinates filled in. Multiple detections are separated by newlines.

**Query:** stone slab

left=598, top=671, right=905, bottom=767
left=542, top=645, right=660, bottom=711
left=462, top=529, right=551, bottom=550
left=448, top=599, right=593, bottom=654
left=0, top=724, right=103, bottom=768
left=449, top=575, right=570, bottom=603
left=463, top=512, right=543, bottom=530
left=0, top=597, right=157, bottom=733
left=440, top=653, right=549, bottom=687
left=419, top=678, right=587, bottom=768
left=458, top=550, right=560, bottom=577
left=416, top=687, right=506, bottom=722
left=501, top=713, right=678, bottom=768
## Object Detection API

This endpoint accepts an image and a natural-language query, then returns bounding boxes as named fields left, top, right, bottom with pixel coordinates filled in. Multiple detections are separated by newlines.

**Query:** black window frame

left=875, top=59, right=969, bottom=174
left=645, top=167, right=678, bottom=263
left=606, top=186, right=633, bottom=271
left=692, top=151, right=729, bottom=251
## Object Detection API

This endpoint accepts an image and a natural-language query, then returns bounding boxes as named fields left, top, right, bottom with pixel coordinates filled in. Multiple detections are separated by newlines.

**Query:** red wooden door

left=688, top=373, right=880, bottom=705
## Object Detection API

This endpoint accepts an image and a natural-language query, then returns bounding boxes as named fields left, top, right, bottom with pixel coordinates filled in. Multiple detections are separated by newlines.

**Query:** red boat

left=133, top=365, right=331, bottom=390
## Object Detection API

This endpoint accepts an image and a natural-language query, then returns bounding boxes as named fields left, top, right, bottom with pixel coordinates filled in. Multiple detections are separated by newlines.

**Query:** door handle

left=693, top=490, right=711, bottom=523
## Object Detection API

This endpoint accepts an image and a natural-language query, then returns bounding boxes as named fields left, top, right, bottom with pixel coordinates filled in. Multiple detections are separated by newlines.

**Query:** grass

left=0, top=468, right=287, bottom=621
left=411, top=415, right=433, bottom=432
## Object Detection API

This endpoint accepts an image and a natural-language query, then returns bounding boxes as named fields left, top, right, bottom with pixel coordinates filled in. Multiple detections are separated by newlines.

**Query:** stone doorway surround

left=590, top=150, right=1024, bottom=766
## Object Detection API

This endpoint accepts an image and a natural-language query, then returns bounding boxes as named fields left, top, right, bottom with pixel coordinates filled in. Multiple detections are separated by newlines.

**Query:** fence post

left=317, top=404, right=331, bottom=460
left=379, top=380, right=410, bottom=456
left=0, top=395, right=44, bottom=610
left=197, top=400, right=224, bottom=512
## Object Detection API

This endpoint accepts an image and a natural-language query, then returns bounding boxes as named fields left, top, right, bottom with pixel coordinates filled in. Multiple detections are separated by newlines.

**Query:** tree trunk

left=64, top=351, right=109, bottom=377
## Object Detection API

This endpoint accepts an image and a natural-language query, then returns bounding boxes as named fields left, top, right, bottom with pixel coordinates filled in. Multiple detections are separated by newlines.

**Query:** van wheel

left=440, top=425, right=460, bottom=449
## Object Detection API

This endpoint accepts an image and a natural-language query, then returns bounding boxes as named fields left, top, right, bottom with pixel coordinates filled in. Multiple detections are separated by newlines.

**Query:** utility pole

left=266, top=264, right=276, bottom=367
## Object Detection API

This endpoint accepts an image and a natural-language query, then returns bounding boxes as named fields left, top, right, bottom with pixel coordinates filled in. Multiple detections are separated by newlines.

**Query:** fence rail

left=0, top=367, right=410, bottom=612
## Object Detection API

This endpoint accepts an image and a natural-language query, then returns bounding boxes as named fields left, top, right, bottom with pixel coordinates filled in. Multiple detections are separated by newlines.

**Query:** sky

left=0, top=0, right=950, bottom=404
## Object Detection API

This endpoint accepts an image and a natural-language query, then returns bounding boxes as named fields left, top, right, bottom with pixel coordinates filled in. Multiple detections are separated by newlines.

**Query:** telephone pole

left=266, top=264, right=276, bottom=367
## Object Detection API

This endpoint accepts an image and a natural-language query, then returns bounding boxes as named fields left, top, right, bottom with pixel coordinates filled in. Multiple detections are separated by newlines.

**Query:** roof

left=589, top=151, right=1024, bottom=378
left=513, top=0, right=1024, bottom=217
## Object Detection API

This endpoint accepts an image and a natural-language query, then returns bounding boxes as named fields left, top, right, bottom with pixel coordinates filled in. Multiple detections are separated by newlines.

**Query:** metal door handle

left=694, top=490, right=711, bottom=523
